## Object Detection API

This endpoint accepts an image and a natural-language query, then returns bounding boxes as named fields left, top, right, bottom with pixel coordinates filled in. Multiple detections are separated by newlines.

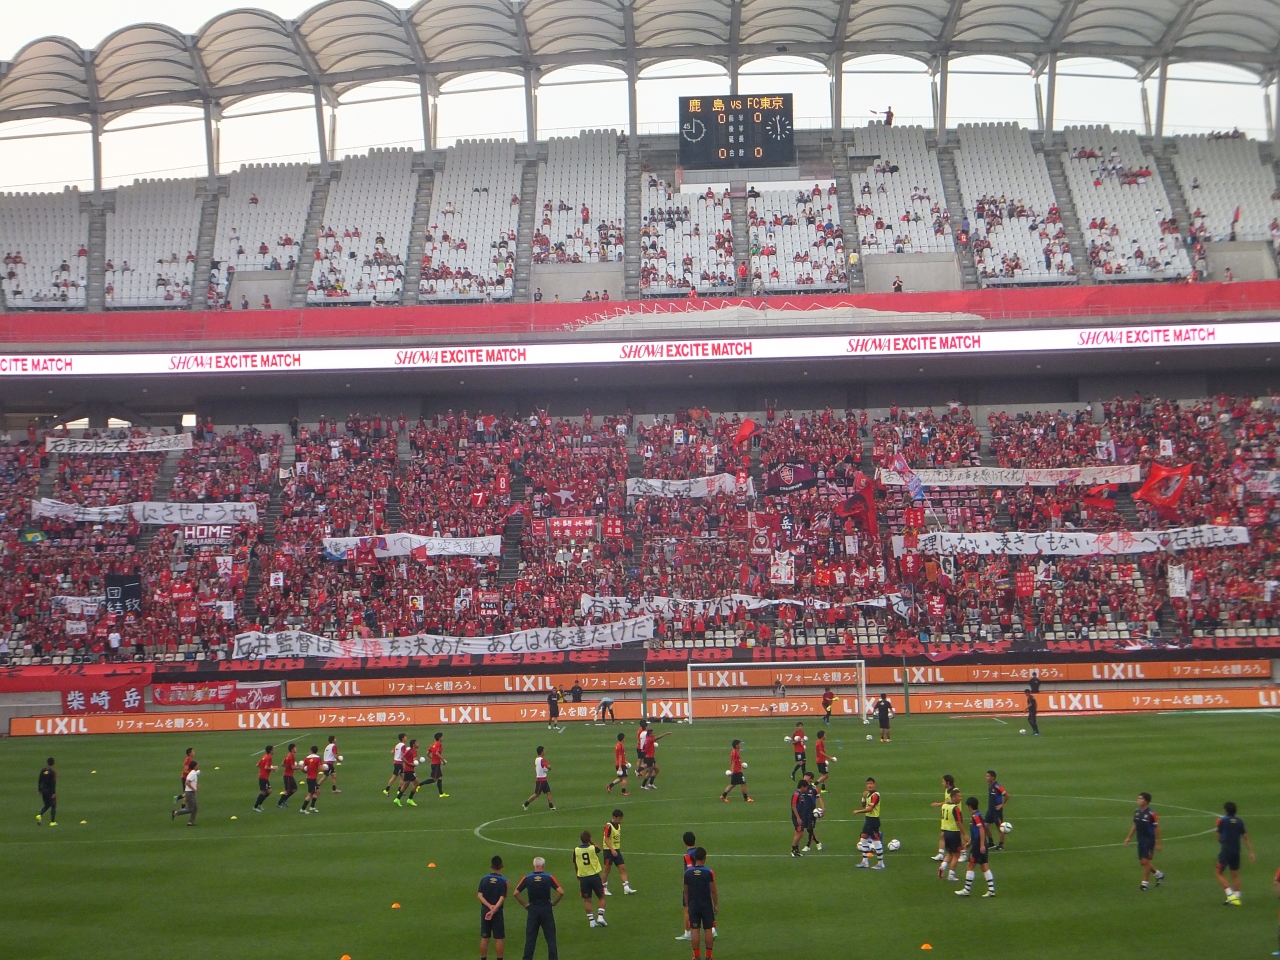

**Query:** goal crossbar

left=684, top=658, right=868, bottom=723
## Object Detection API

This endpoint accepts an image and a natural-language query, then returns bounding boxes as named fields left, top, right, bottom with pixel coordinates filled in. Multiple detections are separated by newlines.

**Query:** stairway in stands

left=402, top=155, right=437, bottom=305
left=1040, top=147, right=1095, bottom=285
left=513, top=148, right=541, bottom=302
left=243, top=442, right=290, bottom=624
left=135, top=452, right=182, bottom=554
left=191, top=180, right=224, bottom=309
left=1150, top=145, right=1193, bottom=248
left=498, top=471, right=527, bottom=584
left=290, top=166, right=336, bottom=307
left=624, top=149, right=642, bottom=299
left=935, top=145, right=979, bottom=289
left=85, top=194, right=109, bottom=311
left=832, top=149, right=864, bottom=292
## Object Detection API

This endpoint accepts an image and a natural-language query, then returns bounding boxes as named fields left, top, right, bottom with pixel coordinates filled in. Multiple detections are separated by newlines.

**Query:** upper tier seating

left=531, top=131, right=625, bottom=266
left=954, top=123, right=1076, bottom=285
left=0, top=189, right=89, bottom=308
left=640, top=180, right=735, bottom=295
left=308, top=148, right=415, bottom=305
left=746, top=183, right=847, bottom=291
left=209, top=163, right=310, bottom=304
left=851, top=124, right=954, bottom=255
left=104, top=179, right=202, bottom=308
left=1061, top=126, right=1192, bottom=280
left=1170, top=134, right=1280, bottom=243
left=419, top=140, right=521, bottom=300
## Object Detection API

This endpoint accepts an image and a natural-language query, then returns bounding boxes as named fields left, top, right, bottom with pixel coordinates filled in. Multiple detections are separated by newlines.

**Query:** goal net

left=683, top=659, right=868, bottom=724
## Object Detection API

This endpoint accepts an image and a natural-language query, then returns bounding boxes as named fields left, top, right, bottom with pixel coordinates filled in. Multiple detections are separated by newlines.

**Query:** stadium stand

left=0, top=189, right=89, bottom=308
left=207, top=163, right=310, bottom=306
left=851, top=123, right=954, bottom=255
left=104, top=179, right=202, bottom=308
left=640, top=179, right=735, bottom=295
left=954, top=123, right=1076, bottom=285
left=1170, top=133, right=1280, bottom=243
left=308, top=148, right=415, bottom=305
left=1061, top=126, right=1193, bottom=280
left=746, top=182, right=847, bottom=291
left=419, top=140, right=521, bottom=301
left=531, top=131, right=625, bottom=266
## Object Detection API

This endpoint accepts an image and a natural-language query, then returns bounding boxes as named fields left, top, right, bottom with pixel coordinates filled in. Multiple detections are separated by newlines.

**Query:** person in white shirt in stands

left=172, top=760, right=199, bottom=825
left=108, top=630, right=122, bottom=660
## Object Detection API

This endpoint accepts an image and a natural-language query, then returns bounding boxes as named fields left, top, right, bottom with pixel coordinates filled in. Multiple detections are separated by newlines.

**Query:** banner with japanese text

left=60, top=677, right=146, bottom=714
left=45, top=433, right=192, bottom=455
left=32, top=498, right=258, bottom=525
left=322, top=532, right=501, bottom=559
left=879, top=465, right=1143, bottom=488
left=895, top=525, right=1250, bottom=556
left=625, top=474, right=753, bottom=498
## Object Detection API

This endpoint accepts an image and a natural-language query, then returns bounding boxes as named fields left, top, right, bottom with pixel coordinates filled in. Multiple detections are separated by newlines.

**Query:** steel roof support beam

left=524, top=66, right=538, bottom=143
left=84, top=51, right=102, bottom=194
left=1273, top=70, right=1280, bottom=148
left=1043, top=52, right=1058, bottom=146
left=830, top=0, right=855, bottom=140
left=1153, top=57, right=1169, bottom=154
left=728, top=0, right=741, bottom=95
left=401, top=12, right=434, bottom=154
left=935, top=53, right=949, bottom=144
left=623, top=0, right=638, bottom=146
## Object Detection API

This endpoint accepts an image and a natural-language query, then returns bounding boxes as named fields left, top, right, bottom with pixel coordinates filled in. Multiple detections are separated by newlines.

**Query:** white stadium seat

left=851, top=123, right=954, bottom=256
left=0, top=188, right=88, bottom=308
left=531, top=131, right=625, bottom=269
left=104, top=179, right=202, bottom=308
left=209, top=163, right=311, bottom=305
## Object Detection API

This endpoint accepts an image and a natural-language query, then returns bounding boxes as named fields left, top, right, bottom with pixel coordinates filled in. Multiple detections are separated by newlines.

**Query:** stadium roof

left=1, top=0, right=1278, bottom=124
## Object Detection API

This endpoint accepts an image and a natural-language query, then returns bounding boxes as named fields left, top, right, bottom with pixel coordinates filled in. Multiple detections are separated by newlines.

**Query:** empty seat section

left=1062, top=126, right=1192, bottom=280
left=851, top=123, right=954, bottom=255
left=209, top=163, right=311, bottom=305
left=308, top=148, right=416, bottom=305
left=419, top=140, right=521, bottom=300
left=1171, top=134, right=1280, bottom=243
left=747, top=182, right=846, bottom=291
left=0, top=189, right=89, bottom=309
left=640, top=180, right=735, bottom=295
left=955, top=123, right=1077, bottom=285
left=531, top=130, right=625, bottom=265
left=104, top=179, right=202, bottom=308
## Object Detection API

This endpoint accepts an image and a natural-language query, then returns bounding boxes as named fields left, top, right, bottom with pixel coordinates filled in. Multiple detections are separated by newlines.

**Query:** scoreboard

left=678, top=94, right=795, bottom=168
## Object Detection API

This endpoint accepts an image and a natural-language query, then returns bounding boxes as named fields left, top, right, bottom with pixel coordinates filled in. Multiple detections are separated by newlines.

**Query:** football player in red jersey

left=277, top=743, right=300, bottom=809
left=252, top=745, right=277, bottom=812
left=719, top=740, right=752, bottom=802
left=606, top=732, right=630, bottom=795
left=814, top=730, right=831, bottom=793
left=301, top=746, right=323, bottom=814
left=176, top=747, right=196, bottom=803
left=423, top=732, right=449, bottom=798
left=395, top=739, right=421, bottom=807
left=788, top=723, right=808, bottom=781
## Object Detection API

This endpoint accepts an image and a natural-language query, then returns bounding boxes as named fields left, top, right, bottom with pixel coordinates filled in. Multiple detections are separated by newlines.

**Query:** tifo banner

left=626, top=475, right=752, bottom=498
left=31, top=499, right=258, bottom=525
left=232, top=616, right=654, bottom=659
left=763, top=464, right=819, bottom=493
left=546, top=517, right=597, bottom=540
left=880, top=465, right=1142, bottom=487
left=182, top=524, right=235, bottom=545
left=896, top=525, right=1251, bottom=556
left=151, top=680, right=281, bottom=709
left=45, top=433, right=192, bottom=455
left=60, top=677, right=146, bottom=714
left=322, top=532, right=502, bottom=559
left=104, top=574, right=143, bottom=616
left=15, top=686, right=1278, bottom=735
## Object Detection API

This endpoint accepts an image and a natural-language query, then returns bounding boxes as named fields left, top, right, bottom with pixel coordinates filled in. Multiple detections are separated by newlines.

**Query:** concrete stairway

left=1151, top=147, right=1192, bottom=246
left=191, top=180, right=224, bottom=309
left=624, top=149, right=642, bottom=299
left=730, top=191, right=749, bottom=293
left=832, top=151, right=864, bottom=291
left=289, top=167, right=335, bottom=307
left=402, top=157, right=437, bottom=305
left=1041, top=148, right=1094, bottom=285
left=935, top=146, right=979, bottom=289
left=513, top=152, right=540, bottom=302
left=85, top=195, right=109, bottom=311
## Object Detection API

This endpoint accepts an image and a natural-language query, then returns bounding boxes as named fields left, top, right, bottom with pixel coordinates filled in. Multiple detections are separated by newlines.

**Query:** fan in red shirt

left=423, top=732, right=449, bottom=798
left=277, top=744, right=300, bottom=809
left=252, top=745, right=277, bottom=812
left=301, top=746, right=323, bottom=814
left=606, top=732, right=630, bottom=795
left=394, top=740, right=420, bottom=807
left=815, top=730, right=833, bottom=793
left=719, top=738, right=752, bottom=803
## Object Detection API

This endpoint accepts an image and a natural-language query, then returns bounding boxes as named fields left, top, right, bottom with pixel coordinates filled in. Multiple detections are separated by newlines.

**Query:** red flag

left=410, top=545, right=428, bottom=562
left=1134, top=463, right=1193, bottom=509
left=1081, top=483, right=1118, bottom=510
left=1233, top=205, right=1242, bottom=225
left=733, top=419, right=762, bottom=446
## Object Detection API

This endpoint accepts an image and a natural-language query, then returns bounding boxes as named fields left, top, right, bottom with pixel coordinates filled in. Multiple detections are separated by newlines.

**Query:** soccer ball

left=866, top=734, right=873, bottom=741
left=625, top=762, right=632, bottom=770
left=741, top=762, right=748, bottom=768
left=887, top=839, right=901, bottom=852
left=784, top=735, right=793, bottom=742
left=1019, top=729, right=1027, bottom=735
left=338, top=755, right=344, bottom=762
left=803, top=735, right=809, bottom=742
left=725, top=770, right=733, bottom=777
left=999, top=822, right=1013, bottom=835
left=815, top=808, right=824, bottom=818
left=830, top=756, right=837, bottom=763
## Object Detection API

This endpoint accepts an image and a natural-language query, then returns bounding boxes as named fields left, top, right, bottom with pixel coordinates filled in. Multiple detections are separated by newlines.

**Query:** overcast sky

left=0, top=1, right=1274, bottom=192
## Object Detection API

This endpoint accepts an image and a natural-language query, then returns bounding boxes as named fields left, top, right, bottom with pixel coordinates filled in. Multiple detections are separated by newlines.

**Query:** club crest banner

left=894, top=525, right=1250, bottom=556
left=322, top=532, right=502, bottom=559
left=879, top=465, right=1142, bottom=487
left=45, top=433, right=193, bottom=455
left=232, top=616, right=654, bottom=659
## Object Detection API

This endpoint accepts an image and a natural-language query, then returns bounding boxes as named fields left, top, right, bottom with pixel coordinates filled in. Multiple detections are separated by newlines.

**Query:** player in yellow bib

left=939, top=788, right=965, bottom=883
left=852, top=777, right=885, bottom=868
left=573, top=830, right=608, bottom=927
left=601, top=809, right=636, bottom=896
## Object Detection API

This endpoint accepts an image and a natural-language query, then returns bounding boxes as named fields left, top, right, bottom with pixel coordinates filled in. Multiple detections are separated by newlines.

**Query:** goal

left=684, top=658, right=868, bottom=724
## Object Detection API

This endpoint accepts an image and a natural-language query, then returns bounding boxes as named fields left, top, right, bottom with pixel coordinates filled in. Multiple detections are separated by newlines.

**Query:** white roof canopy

left=1, top=0, right=1277, bottom=123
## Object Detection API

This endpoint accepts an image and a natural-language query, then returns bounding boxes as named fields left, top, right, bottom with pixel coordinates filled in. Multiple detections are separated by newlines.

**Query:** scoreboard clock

left=678, top=94, right=795, bottom=168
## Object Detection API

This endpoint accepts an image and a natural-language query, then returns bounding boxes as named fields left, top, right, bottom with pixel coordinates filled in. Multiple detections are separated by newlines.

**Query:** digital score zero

left=678, top=94, right=795, bottom=168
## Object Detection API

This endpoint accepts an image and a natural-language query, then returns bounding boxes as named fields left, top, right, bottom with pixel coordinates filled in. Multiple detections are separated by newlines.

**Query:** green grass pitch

left=0, top=712, right=1276, bottom=959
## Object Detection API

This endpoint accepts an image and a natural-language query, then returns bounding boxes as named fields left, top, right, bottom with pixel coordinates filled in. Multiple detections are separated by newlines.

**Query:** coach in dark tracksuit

left=515, top=857, right=563, bottom=960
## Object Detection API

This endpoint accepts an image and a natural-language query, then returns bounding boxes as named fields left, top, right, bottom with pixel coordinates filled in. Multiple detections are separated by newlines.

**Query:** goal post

left=684, top=658, right=868, bottom=724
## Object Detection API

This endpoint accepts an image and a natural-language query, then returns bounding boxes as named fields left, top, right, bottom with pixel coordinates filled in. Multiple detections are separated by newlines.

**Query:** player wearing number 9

left=573, top=830, right=608, bottom=928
